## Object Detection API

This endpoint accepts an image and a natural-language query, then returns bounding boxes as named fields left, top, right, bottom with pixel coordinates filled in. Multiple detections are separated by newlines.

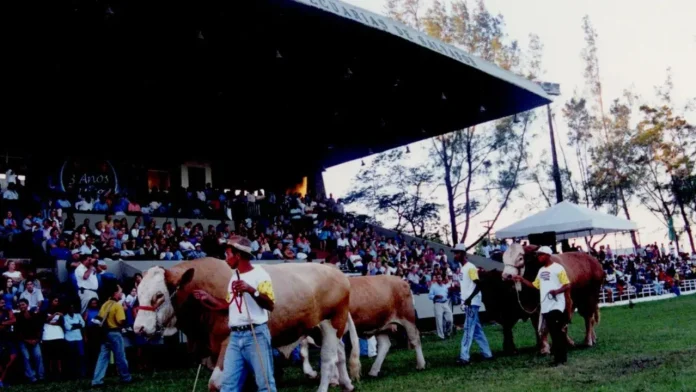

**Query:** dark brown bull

left=479, top=243, right=605, bottom=354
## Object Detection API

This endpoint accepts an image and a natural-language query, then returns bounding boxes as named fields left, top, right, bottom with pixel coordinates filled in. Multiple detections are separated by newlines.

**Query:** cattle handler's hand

left=193, top=290, right=210, bottom=302
left=232, top=280, right=255, bottom=294
left=463, top=298, right=472, bottom=306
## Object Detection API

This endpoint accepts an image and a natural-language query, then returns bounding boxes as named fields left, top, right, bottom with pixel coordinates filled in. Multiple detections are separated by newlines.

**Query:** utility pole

left=481, top=219, right=494, bottom=243
left=538, top=82, right=563, bottom=203
left=547, top=104, right=563, bottom=203
left=539, top=82, right=570, bottom=252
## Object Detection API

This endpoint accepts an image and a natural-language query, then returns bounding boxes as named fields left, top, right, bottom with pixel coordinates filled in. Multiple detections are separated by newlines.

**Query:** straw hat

left=225, top=235, right=254, bottom=258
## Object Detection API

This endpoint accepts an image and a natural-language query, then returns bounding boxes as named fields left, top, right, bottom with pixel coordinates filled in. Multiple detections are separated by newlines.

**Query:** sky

left=321, top=0, right=696, bottom=251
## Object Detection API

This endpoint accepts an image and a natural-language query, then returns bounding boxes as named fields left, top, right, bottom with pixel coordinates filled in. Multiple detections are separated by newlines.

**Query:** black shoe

left=456, top=359, right=470, bottom=366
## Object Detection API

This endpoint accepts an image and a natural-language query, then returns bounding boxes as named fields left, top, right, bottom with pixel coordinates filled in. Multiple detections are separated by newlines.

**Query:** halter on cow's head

left=502, top=243, right=540, bottom=291
left=133, top=266, right=194, bottom=337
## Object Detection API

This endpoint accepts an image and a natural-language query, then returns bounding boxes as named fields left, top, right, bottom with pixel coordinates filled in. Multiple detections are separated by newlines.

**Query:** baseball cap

left=536, top=246, right=553, bottom=255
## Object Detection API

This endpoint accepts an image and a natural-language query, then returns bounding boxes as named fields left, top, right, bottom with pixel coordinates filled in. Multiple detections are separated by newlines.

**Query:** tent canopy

left=496, top=201, right=638, bottom=241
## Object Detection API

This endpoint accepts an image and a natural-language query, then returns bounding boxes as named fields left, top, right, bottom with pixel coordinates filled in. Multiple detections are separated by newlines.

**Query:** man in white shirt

left=193, top=237, right=276, bottom=392
left=19, top=280, right=44, bottom=310
left=513, top=246, right=571, bottom=365
left=454, top=243, right=493, bottom=365
left=75, top=255, right=100, bottom=313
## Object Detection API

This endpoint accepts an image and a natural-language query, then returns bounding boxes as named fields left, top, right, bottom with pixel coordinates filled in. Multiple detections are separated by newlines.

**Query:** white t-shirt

left=533, top=262, right=570, bottom=314
left=227, top=266, right=274, bottom=327
left=75, top=263, right=99, bottom=291
left=458, top=262, right=483, bottom=308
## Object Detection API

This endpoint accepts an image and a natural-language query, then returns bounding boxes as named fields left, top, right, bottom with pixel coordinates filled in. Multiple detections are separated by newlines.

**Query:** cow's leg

left=334, top=340, right=350, bottom=388
left=400, top=319, right=426, bottom=370
left=318, top=320, right=353, bottom=392
left=208, top=337, right=229, bottom=392
left=502, top=322, right=517, bottom=354
left=299, top=337, right=318, bottom=379
left=368, top=333, right=391, bottom=377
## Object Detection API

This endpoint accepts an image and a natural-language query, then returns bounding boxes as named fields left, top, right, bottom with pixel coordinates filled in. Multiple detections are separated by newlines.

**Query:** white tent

left=496, top=201, right=638, bottom=241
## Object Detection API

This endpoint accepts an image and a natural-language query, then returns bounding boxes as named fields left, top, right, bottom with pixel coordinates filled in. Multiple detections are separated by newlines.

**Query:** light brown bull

left=300, top=275, right=426, bottom=380
left=133, top=258, right=360, bottom=392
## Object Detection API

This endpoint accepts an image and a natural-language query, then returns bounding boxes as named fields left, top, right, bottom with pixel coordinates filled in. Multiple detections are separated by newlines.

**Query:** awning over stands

left=8, top=0, right=551, bottom=174
left=495, top=201, right=638, bottom=241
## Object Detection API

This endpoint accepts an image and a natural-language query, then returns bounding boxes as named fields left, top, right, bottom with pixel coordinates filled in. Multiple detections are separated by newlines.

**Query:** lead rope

left=192, top=363, right=202, bottom=391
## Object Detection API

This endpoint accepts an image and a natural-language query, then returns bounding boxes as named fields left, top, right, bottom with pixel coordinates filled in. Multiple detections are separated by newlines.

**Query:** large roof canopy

left=496, top=201, right=639, bottom=241
left=8, top=0, right=550, bottom=173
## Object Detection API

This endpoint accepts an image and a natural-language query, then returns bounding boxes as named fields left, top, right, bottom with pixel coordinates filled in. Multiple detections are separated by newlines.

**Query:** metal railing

left=599, top=278, right=696, bottom=304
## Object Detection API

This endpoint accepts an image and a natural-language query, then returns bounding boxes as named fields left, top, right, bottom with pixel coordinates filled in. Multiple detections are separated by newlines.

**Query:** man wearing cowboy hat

left=512, top=246, right=571, bottom=366
left=454, top=243, right=493, bottom=366
left=193, top=237, right=277, bottom=391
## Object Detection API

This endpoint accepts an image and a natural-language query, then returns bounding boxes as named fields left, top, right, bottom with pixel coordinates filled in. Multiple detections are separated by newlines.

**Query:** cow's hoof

left=330, top=379, right=340, bottom=387
left=306, top=371, right=318, bottom=379
left=416, top=365, right=426, bottom=371
left=367, top=371, right=384, bottom=378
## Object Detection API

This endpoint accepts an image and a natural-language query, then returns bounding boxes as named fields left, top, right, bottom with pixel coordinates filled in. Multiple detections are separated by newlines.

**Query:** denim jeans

left=459, top=305, right=493, bottom=362
left=91, top=331, right=132, bottom=386
left=221, top=324, right=277, bottom=392
left=20, top=341, right=44, bottom=382
left=67, top=340, right=86, bottom=378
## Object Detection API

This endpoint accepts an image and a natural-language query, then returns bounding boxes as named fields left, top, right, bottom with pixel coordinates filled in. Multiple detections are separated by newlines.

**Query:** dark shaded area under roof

left=6, top=0, right=550, bottom=177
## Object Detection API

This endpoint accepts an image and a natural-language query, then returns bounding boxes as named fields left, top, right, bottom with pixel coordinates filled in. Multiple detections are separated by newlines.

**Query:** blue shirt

left=428, top=283, right=450, bottom=303
left=64, top=313, right=85, bottom=341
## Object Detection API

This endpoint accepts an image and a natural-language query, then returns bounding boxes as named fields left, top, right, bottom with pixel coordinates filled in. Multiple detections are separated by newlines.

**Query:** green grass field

left=17, top=295, right=696, bottom=391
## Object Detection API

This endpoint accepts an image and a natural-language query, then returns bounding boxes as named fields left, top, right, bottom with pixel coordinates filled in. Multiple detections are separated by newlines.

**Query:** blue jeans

left=67, top=340, right=86, bottom=378
left=91, top=331, right=131, bottom=386
left=221, top=324, right=277, bottom=392
left=20, top=341, right=44, bottom=382
left=459, top=305, right=492, bottom=362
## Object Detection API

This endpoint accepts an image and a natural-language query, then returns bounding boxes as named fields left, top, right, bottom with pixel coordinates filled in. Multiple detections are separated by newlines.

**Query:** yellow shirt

left=98, top=299, right=126, bottom=329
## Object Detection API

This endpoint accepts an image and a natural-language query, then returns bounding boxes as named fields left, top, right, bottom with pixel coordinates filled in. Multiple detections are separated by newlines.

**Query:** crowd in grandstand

left=1, top=170, right=696, bottom=386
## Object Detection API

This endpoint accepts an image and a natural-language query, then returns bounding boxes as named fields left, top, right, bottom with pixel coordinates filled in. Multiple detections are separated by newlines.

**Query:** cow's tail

left=346, top=313, right=361, bottom=381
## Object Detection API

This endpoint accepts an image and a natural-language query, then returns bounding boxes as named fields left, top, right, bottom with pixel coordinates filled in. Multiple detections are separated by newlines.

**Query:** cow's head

left=133, top=266, right=195, bottom=337
left=502, top=243, right=539, bottom=290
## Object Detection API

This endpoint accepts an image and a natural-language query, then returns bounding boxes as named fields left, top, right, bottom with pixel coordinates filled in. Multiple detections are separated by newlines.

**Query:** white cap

left=536, top=246, right=553, bottom=255
left=453, top=243, right=467, bottom=253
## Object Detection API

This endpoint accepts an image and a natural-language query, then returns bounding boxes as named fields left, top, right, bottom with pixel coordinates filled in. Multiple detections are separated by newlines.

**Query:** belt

left=230, top=323, right=265, bottom=332
left=434, top=300, right=448, bottom=304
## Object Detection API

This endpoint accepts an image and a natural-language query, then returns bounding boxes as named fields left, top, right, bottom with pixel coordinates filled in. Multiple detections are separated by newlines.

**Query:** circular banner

left=60, top=159, right=119, bottom=196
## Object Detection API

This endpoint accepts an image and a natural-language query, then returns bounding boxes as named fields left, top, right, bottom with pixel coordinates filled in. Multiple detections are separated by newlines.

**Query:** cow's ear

left=163, top=268, right=194, bottom=289
left=524, top=245, right=539, bottom=253
left=179, top=268, right=195, bottom=288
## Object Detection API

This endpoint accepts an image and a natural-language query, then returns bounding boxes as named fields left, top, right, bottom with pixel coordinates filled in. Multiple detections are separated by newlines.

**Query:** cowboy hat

left=452, top=243, right=467, bottom=253
left=225, top=235, right=254, bottom=258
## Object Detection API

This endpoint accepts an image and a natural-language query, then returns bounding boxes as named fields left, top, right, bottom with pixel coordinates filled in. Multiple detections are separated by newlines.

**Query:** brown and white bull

left=480, top=243, right=604, bottom=354
left=133, top=258, right=360, bottom=392
left=299, top=275, right=426, bottom=380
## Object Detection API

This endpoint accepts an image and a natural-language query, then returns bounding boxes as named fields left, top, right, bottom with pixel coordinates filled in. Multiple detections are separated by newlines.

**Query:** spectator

left=91, top=284, right=131, bottom=387
left=19, top=280, right=44, bottom=311
left=42, top=296, right=67, bottom=380
left=16, top=298, right=44, bottom=383
left=0, top=297, right=17, bottom=387
left=75, top=255, right=99, bottom=313
left=3, top=260, right=23, bottom=285
left=64, top=302, right=86, bottom=379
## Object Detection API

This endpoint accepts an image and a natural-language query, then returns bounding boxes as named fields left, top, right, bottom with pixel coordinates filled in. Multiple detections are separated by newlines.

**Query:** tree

left=635, top=71, right=696, bottom=253
left=562, top=16, right=641, bottom=250
left=342, top=149, right=443, bottom=239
